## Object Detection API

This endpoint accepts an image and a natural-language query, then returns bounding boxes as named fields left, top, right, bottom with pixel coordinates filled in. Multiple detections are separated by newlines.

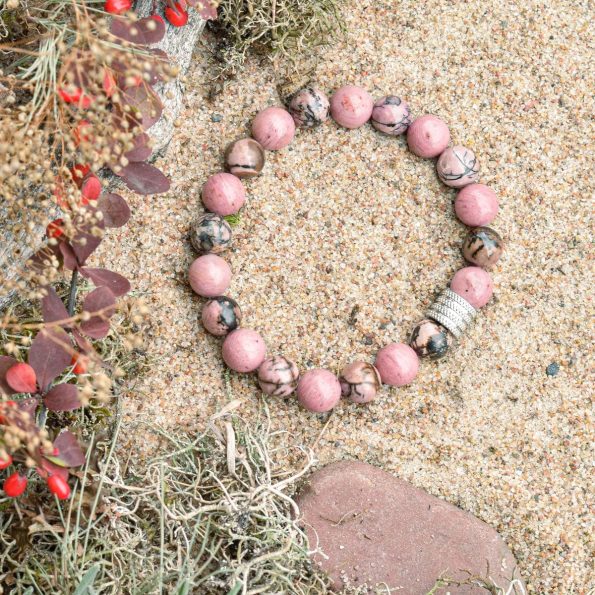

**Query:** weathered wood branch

left=0, top=10, right=205, bottom=309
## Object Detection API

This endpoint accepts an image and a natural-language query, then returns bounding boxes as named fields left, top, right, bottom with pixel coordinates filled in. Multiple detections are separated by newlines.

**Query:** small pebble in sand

left=297, top=369, right=342, bottom=412
left=202, top=172, right=246, bottom=216
left=371, top=96, right=411, bottom=135
left=451, top=266, right=494, bottom=309
left=546, top=362, right=560, bottom=376
left=454, top=183, right=499, bottom=226
left=339, top=361, right=382, bottom=403
left=462, top=227, right=504, bottom=269
left=211, top=113, right=223, bottom=122
left=201, top=296, right=241, bottom=336
left=374, top=343, right=420, bottom=386
left=407, top=115, right=450, bottom=158
left=409, top=320, right=449, bottom=360
left=188, top=254, right=232, bottom=297
left=288, top=87, right=330, bottom=128
left=330, top=85, right=374, bottom=129
left=251, top=106, right=296, bottom=150
left=224, top=138, right=265, bottom=178
left=257, top=355, right=300, bottom=397
left=437, top=145, right=480, bottom=188
left=222, top=328, right=266, bottom=373
left=190, top=213, right=232, bottom=254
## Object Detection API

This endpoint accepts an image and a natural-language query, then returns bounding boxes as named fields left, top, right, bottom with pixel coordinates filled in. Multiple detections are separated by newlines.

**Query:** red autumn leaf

left=43, top=383, right=81, bottom=412
left=72, top=329, right=94, bottom=354
left=97, top=193, right=131, bottom=228
left=0, top=356, right=18, bottom=395
left=42, top=287, right=69, bottom=324
left=71, top=207, right=105, bottom=266
left=28, top=328, right=72, bottom=389
left=121, top=85, right=163, bottom=131
left=119, top=162, right=170, bottom=195
left=80, top=267, right=131, bottom=297
left=80, top=286, right=116, bottom=339
left=53, top=430, right=86, bottom=467
left=39, top=458, right=69, bottom=480
left=124, top=133, right=153, bottom=162
left=145, top=49, right=168, bottom=84
left=27, top=244, right=63, bottom=273
left=59, top=241, right=79, bottom=271
left=137, top=16, right=166, bottom=44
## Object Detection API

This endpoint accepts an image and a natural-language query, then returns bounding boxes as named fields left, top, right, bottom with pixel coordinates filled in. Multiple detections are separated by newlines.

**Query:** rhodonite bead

left=454, top=183, right=499, bottom=226
left=437, top=145, right=480, bottom=188
left=201, top=296, right=241, bottom=336
left=202, top=173, right=246, bottom=216
left=288, top=87, right=330, bottom=128
left=450, top=266, right=494, bottom=309
left=371, top=96, right=411, bottom=136
left=189, top=254, right=232, bottom=297
left=462, top=227, right=504, bottom=269
left=251, top=107, right=295, bottom=150
left=374, top=343, right=419, bottom=386
left=409, top=320, right=449, bottom=360
left=339, top=361, right=382, bottom=404
left=407, top=115, right=450, bottom=158
left=257, top=355, right=300, bottom=397
left=222, top=328, right=266, bottom=373
left=297, top=369, right=342, bottom=413
left=224, top=138, right=265, bottom=178
left=330, top=85, right=374, bottom=129
left=190, top=213, right=232, bottom=254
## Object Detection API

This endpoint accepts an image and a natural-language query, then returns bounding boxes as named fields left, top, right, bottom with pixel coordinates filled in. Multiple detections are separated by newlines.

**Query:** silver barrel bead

left=426, top=288, right=477, bottom=339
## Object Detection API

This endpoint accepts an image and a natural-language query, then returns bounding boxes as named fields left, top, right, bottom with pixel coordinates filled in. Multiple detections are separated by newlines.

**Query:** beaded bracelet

left=188, top=85, right=504, bottom=413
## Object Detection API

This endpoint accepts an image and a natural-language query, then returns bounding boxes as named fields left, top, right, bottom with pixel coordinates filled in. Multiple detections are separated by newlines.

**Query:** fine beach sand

left=96, top=1, right=593, bottom=591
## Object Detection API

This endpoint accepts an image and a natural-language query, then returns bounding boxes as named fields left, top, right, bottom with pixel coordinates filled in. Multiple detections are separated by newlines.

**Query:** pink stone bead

left=371, top=96, right=411, bottom=136
left=339, top=361, right=382, bottom=404
left=450, top=266, right=494, bottom=309
left=436, top=145, right=480, bottom=188
left=374, top=343, right=419, bottom=387
left=407, top=115, right=450, bottom=158
left=330, top=85, right=374, bottom=129
left=222, top=328, right=266, bottom=373
left=297, top=369, right=342, bottom=413
left=188, top=254, right=231, bottom=298
left=251, top=107, right=296, bottom=150
left=257, top=355, right=300, bottom=397
left=202, top=173, right=246, bottom=216
left=454, top=183, right=499, bottom=226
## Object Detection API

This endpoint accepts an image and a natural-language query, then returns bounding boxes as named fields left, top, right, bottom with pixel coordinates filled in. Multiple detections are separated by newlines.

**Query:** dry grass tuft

left=211, top=0, right=345, bottom=84
left=1, top=401, right=331, bottom=594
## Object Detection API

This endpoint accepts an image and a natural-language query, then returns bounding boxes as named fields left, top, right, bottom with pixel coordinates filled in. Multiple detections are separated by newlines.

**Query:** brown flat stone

left=296, top=461, right=526, bottom=594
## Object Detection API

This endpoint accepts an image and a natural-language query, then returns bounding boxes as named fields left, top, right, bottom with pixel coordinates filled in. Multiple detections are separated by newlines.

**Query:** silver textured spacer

left=426, top=288, right=477, bottom=339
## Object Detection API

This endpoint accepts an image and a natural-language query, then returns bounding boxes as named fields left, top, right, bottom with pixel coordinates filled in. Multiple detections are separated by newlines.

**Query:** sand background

left=96, top=1, right=594, bottom=591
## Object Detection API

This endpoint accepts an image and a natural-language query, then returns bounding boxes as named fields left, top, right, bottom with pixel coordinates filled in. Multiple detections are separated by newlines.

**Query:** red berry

left=165, top=3, right=188, bottom=26
left=47, top=474, right=71, bottom=500
left=0, top=454, right=12, bottom=470
left=5, top=363, right=37, bottom=393
left=151, top=14, right=164, bottom=23
left=3, top=473, right=27, bottom=497
left=71, top=354, right=89, bottom=375
left=104, top=0, right=131, bottom=14
left=80, top=175, right=102, bottom=203
left=46, top=218, right=65, bottom=239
